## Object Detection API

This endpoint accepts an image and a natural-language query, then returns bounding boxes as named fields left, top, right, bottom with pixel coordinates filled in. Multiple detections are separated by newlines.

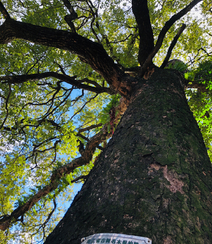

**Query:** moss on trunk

left=45, top=68, right=212, bottom=244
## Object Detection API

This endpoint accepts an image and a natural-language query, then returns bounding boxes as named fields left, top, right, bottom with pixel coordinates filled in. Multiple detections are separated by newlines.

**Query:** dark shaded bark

left=45, top=68, right=212, bottom=244
left=132, top=0, right=154, bottom=65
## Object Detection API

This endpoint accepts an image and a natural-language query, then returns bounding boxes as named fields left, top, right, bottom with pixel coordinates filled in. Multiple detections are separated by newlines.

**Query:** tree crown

left=0, top=0, right=212, bottom=242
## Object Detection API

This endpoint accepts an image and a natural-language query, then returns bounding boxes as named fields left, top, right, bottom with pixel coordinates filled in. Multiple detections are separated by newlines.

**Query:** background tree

left=0, top=0, right=211, bottom=243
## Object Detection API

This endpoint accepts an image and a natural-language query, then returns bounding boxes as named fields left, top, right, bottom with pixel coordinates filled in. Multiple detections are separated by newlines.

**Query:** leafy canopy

left=0, top=0, right=212, bottom=243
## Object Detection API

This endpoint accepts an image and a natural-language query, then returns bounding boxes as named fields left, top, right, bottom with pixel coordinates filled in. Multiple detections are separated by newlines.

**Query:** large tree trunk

left=45, top=68, right=212, bottom=244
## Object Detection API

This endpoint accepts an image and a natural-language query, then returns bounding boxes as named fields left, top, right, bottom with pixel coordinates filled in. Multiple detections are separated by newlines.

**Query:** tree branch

left=77, top=133, right=104, bottom=150
left=0, top=125, right=109, bottom=231
left=185, top=80, right=209, bottom=92
left=78, top=123, right=102, bottom=133
left=160, top=24, right=187, bottom=68
left=32, top=197, right=57, bottom=238
left=0, top=84, right=129, bottom=231
left=71, top=94, right=98, bottom=120
left=132, top=0, right=154, bottom=65
left=0, top=83, right=11, bottom=129
left=139, top=0, right=202, bottom=76
left=62, top=0, right=77, bottom=17
left=0, top=72, right=113, bottom=94
left=0, top=2, right=11, bottom=19
left=71, top=175, right=88, bottom=183
left=0, top=94, right=129, bottom=231
left=0, top=18, right=130, bottom=95
left=62, top=0, right=78, bottom=32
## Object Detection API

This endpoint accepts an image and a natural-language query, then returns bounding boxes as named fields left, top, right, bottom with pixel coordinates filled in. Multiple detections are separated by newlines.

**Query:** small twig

left=32, top=197, right=57, bottom=238
left=71, top=175, right=87, bottom=183
left=53, top=61, right=67, bottom=75
left=41, top=89, right=72, bottom=121
left=160, top=24, right=186, bottom=68
left=71, top=94, right=98, bottom=120
left=0, top=83, right=11, bottom=129
left=80, top=78, right=101, bottom=88
left=41, top=197, right=57, bottom=227
left=77, top=133, right=104, bottom=150
left=78, top=123, right=102, bottom=133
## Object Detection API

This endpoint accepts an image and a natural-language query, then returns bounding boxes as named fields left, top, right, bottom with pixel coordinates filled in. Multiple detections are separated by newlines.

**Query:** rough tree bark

left=44, top=68, right=212, bottom=244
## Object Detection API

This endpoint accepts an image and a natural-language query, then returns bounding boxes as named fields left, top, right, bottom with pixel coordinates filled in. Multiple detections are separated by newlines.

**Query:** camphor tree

left=0, top=0, right=212, bottom=243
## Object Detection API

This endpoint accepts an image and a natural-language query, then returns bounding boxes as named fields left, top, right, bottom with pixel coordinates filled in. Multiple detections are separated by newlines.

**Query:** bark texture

left=45, top=69, right=212, bottom=244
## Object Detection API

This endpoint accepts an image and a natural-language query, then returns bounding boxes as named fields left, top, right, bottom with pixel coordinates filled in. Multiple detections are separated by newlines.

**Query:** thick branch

left=62, top=0, right=78, bottom=32
left=132, top=0, right=154, bottom=65
left=62, top=0, right=77, bottom=16
left=139, top=0, right=202, bottom=76
left=0, top=125, right=109, bottom=231
left=161, top=24, right=186, bottom=68
left=0, top=18, right=130, bottom=96
left=0, top=72, right=112, bottom=94
left=0, top=2, right=10, bottom=19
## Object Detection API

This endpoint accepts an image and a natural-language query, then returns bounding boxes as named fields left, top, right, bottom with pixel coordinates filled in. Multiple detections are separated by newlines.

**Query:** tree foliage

left=0, top=0, right=211, bottom=243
